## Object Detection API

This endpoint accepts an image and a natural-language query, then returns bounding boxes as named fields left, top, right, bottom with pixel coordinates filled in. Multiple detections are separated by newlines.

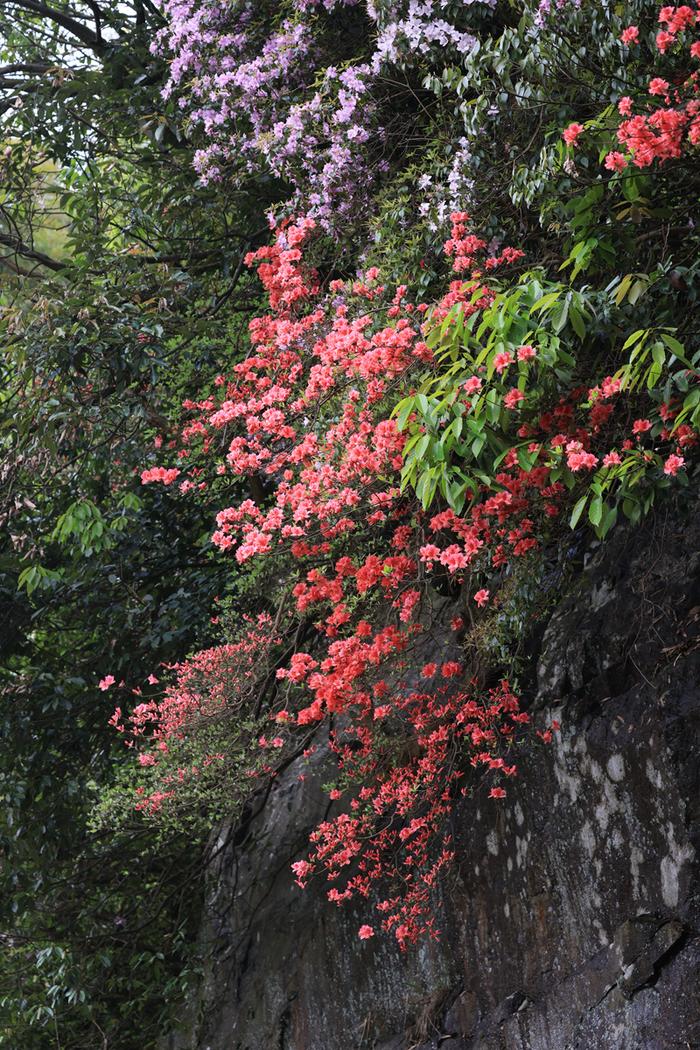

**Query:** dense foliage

left=1, top=0, right=270, bottom=1044
left=1, top=0, right=698, bottom=1043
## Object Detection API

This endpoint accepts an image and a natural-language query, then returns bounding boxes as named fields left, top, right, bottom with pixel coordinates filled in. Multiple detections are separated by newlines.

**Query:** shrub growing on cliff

left=3, top=0, right=699, bottom=1041
left=110, top=192, right=697, bottom=943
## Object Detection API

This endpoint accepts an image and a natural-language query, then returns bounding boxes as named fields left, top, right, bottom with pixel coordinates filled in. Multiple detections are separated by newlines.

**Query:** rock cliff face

left=167, top=505, right=700, bottom=1050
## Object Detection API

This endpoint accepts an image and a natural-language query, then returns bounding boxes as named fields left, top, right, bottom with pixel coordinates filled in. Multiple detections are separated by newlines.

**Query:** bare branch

left=0, top=232, right=67, bottom=272
left=0, top=62, right=53, bottom=75
left=85, top=0, right=102, bottom=40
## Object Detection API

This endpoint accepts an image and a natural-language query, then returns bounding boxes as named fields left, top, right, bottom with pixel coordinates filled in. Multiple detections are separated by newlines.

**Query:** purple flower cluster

left=534, top=0, right=581, bottom=27
left=154, top=0, right=489, bottom=230
left=369, top=0, right=488, bottom=69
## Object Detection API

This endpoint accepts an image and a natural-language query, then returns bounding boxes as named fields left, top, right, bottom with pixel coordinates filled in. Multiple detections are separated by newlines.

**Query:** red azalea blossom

left=517, top=344, right=537, bottom=361
left=562, top=122, right=584, bottom=145
left=504, top=388, right=526, bottom=409
left=493, top=350, right=514, bottom=373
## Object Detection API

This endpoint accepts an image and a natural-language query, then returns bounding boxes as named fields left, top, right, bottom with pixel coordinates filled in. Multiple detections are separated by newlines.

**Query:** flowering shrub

left=98, top=615, right=285, bottom=832
left=109, top=216, right=547, bottom=940
left=614, top=6, right=700, bottom=167
left=294, top=679, right=530, bottom=946
left=400, top=220, right=698, bottom=536
left=112, top=195, right=697, bottom=943
left=99, top=0, right=700, bottom=949
left=557, top=3, right=700, bottom=172
left=9, top=0, right=700, bottom=1041
left=152, top=0, right=497, bottom=227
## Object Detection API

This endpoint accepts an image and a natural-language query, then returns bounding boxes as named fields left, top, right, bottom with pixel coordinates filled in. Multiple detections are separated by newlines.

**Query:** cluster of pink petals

left=125, top=191, right=698, bottom=941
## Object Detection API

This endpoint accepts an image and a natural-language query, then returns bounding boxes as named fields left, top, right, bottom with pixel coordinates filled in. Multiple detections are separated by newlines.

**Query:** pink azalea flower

left=493, top=350, right=513, bottom=374
left=504, top=389, right=525, bottom=409
left=562, top=122, right=584, bottom=146
left=604, top=151, right=627, bottom=172
left=517, top=344, right=536, bottom=361
left=649, top=77, right=670, bottom=96
left=664, top=453, right=685, bottom=475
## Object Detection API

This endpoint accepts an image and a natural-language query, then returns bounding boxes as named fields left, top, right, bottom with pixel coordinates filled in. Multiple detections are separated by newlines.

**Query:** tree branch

left=0, top=0, right=107, bottom=55
left=0, top=232, right=67, bottom=272
left=0, top=62, right=53, bottom=75
left=85, top=0, right=102, bottom=40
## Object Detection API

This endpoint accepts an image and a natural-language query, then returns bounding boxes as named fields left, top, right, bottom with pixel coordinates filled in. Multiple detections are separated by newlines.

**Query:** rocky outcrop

left=166, top=503, right=700, bottom=1049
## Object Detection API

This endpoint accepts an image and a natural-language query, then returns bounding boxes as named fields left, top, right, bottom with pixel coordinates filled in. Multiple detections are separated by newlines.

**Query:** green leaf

left=517, top=446, right=537, bottom=472
left=622, top=497, right=641, bottom=523
left=415, top=393, right=430, bottom=417
left=569, top=494, right=588, bottom=529
left=552, top=298, right=569, bottom=333
left=414, top=434, right=430, bottom=462
left=588, top=496, right=603, bottom=527
left=622, top=329, right=647, bottom=352
left=395, top=397, right=415, bottom=432
left=599, top=504, right=618, bottom=538
left=569, top=305, right=586, bottom=340
left=530, top=291, right=560, bottom=315
left=651, top=343, right=666, bottom=369
left=627, top=278, right=648, bottom=306
left=660, top=332, right=691, bottom=366
left=614, top=274, right=633, bottom=306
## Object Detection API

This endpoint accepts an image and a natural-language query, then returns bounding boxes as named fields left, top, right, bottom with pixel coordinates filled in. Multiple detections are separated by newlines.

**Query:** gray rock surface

left=165, top=504, right=700, bottom=1049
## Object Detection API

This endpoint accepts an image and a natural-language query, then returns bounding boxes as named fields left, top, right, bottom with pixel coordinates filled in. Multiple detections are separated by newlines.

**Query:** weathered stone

left=164, top=502, right=700, bottom=1050
left=615, top=916, right=685, bottom=998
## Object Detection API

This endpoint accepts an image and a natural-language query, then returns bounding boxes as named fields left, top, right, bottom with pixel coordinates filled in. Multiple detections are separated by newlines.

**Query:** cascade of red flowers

left=565, top=3, right=700, bottom=171
left=115, top=198, right=698, bottom=944
left=99, top=1, right=700, bottom=947
left=615, top=5, right=700, bottom=169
